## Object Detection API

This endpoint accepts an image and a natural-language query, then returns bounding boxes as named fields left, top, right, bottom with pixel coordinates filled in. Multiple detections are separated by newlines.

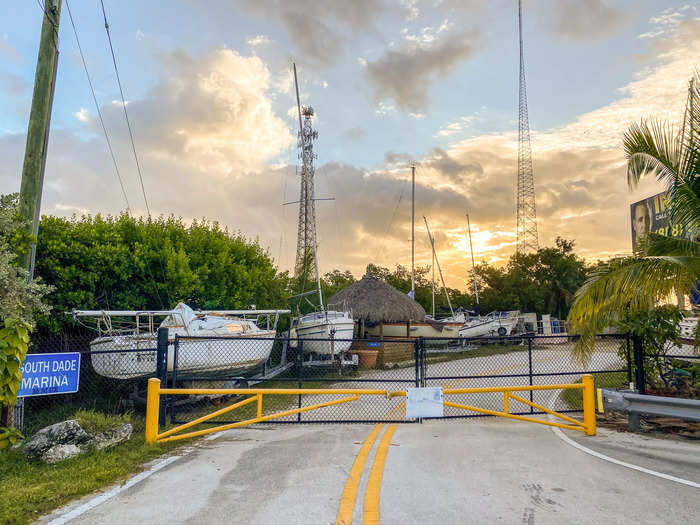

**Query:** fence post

left=297, top=339, right=303, bottom=422
left=156, top=327, right=168, bottom=429
left=632, top=334, right=646, bottom=395
left=414, top=338, right=421, bottom=387
left=170, top=334, right=179, bottom=426
left=581, top=374, right=596, bottom=436
left=145, top=378, right=161, bottom=444
left=527, top=335, right=534, bottom=413
left=625, top=333, right=633, bottom=389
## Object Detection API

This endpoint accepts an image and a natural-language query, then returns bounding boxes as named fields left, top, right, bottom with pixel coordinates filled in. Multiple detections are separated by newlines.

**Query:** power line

left=35, top=0, right=59, bottom=48
left=99, top=0, right=150, bottom=216
left=65, top=0, right=130, bottom=212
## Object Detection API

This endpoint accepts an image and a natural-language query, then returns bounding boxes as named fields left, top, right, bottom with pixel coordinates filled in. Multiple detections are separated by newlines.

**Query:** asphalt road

left=39, top=343, right=699, bottom=524
left=42, top=419, right=700, bottom=525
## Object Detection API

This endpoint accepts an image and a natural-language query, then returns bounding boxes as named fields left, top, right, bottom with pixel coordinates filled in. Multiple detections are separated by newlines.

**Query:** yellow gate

left=145, top=374, right=596, bottom=443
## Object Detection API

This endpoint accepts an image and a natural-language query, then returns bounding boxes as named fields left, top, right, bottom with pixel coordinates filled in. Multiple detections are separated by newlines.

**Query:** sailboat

left=457, top=213, right=519, bottom=338
left=288, top=64, right=354, bottom=356
left=73, top=303, right=288, bottom=379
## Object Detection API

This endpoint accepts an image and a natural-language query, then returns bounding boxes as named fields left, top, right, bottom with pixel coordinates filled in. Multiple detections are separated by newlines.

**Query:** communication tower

left=516, top=0, right=539, bottom=253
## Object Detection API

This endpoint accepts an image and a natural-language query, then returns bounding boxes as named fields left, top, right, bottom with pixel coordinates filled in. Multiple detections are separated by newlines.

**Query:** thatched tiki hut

left=327, top=274, right=426, bottom=366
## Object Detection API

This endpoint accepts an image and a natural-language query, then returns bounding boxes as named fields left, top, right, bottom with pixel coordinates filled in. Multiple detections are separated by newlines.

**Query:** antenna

left=516, top=0, right=539, bottom=252
left=292, top=63, right=323, bottom=310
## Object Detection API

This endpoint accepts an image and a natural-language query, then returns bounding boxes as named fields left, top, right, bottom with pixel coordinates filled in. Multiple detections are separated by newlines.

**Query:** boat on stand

left=72, top=303, right=289, bottom=379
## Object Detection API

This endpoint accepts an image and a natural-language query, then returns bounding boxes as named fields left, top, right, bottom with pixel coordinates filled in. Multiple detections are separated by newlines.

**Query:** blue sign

left=18, top=353, right=81, bottom=398
left=366, top=341, right=380, bottom=348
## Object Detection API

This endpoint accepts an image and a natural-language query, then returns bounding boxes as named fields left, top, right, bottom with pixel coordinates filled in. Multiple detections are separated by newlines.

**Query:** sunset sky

left=1, top=1, right=699, bottom=290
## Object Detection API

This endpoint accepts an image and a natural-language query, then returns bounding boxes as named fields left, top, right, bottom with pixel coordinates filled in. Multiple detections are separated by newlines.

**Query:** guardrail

left=598, top=388, right=700, bottom=431
left=145, top=375, right=597, bottom=443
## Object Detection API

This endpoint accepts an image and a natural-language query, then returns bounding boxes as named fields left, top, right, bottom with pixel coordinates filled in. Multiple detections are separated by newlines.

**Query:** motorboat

left=459, top=311, right=520, bottom=338
left=72, top=303, right=289, bottom=379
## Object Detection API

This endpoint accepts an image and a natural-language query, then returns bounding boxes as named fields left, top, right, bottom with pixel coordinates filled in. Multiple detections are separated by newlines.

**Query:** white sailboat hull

left=90, top=332, right=276, bottom=379
left=296, top=317, right=354, bottom=355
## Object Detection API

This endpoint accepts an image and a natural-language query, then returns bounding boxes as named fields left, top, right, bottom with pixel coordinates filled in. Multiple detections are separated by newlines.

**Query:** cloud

left=365, top=26, right=483, bottom=111
left=94, top=48, right=293, bottom=175
left=239, top=0, right=390, bottom=67
left=247, top=35, right=271, bottom=48
left=0, top=34, right=21, bottom=63
left=74, top=108, right=89, bottom=122
left=543, top=0, right=628, bottom=41
left=0, top=71, right=28, bottom=97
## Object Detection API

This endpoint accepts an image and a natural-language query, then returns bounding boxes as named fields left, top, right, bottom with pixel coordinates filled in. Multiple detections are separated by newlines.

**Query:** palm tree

left=568, top=70, right=700, bottom=361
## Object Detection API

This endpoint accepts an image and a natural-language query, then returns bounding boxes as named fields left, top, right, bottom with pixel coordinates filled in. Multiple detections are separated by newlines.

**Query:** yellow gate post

left=145, top=378, right=161, bottom=445
left=582, top=374, right=596, bottom=436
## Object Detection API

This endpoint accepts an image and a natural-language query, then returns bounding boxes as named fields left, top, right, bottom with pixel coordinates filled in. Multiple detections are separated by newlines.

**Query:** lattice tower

left=294, top=106, right=319, bottom=294
left=516, top=0, right=539, bottom=253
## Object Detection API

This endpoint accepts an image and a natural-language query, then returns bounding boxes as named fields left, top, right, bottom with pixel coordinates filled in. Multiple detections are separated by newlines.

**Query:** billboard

left=630, top=191, right=688, bottom=248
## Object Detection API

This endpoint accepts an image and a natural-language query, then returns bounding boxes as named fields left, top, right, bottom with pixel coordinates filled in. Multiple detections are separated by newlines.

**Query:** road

left=39, top=343, right=699, bottom=524
left=41, top=419, right=700, bottom=525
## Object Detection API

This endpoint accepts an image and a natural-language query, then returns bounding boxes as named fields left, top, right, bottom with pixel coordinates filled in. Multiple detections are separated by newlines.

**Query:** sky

left=1, top=0, right=699, bottom=291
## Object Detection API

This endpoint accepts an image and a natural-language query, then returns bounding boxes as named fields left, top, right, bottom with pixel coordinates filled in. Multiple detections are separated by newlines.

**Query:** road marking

left=547, top=392, right=700, bottom=490
left=44, top=451, right=191, bottom=525
left=335, top=424, right=386, bottom=525
left=362, top=424, right=397, bottom=525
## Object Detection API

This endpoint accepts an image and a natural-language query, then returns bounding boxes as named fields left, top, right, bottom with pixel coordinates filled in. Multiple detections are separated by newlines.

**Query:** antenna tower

left=293, top=74, right=320, bottom=295
left=516, top=0, right=539, bottom=253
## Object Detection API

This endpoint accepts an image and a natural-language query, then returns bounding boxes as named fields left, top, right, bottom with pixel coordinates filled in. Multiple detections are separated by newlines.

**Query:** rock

left=43, top=444, right=82, bottom=464
left=89, top=423, right=133, bottom=451
left=23, top=420, right=90, bottom=460
left=23, top=419, right=132, bottom=463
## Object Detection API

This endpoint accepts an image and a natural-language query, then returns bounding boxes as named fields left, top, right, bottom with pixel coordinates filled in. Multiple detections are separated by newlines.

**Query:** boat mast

left=423, top=216, right=454, bottom=317
left=411, top=164, right=415, bottom=298
left=431, top=244, right=435, bottom=318
left=466, top=212, right=479, bottom=306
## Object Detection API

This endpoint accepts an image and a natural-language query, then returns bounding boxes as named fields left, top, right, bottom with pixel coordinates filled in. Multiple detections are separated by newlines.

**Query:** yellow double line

left=335, top=354, right=555, bottom=524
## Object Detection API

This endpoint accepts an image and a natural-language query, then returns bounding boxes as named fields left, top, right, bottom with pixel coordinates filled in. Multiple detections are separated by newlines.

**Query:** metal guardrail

left=598, top=388, right=700, bottom=431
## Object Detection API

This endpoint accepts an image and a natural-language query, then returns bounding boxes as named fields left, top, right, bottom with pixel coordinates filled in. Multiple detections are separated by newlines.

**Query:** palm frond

left=624, top=119, right=679, bottom=189
left=638, top=233, right=700, bottom=257
left=678, top=69, right=700, bottom=181
left=567, top=255, right=699, bottom=362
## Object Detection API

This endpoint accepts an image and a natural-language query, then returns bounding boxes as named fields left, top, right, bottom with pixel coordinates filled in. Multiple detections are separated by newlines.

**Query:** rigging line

left=99, top=0, right=150, bottom=216
left=375, top=175, right=408, bottom=264
left=65, top=0, right=130, bottom=213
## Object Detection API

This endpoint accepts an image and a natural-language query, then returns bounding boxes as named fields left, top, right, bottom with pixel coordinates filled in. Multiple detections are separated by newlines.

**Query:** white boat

left=73, top=303, right=289, bottom=379
left=292, top=310, right=355, bottom=355
left=459, top=311, right=520, bottom=338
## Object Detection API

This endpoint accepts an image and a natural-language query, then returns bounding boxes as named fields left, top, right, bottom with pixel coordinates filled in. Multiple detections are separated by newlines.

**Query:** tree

left=568, top=70, right=700, bottom=360
left=471, top=237, right=587, bottom=318
left=0, top=194, right=51, bottom=446
left=32, top=213, right=290, bottom=336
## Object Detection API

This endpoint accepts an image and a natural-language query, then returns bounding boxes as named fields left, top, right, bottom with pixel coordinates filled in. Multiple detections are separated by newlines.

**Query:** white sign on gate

left=405, top=387, right=443, bottom=419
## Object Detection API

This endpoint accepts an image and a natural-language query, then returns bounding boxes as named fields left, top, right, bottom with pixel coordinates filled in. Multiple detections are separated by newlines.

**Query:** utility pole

left=19, top=0, right=62, bottom=278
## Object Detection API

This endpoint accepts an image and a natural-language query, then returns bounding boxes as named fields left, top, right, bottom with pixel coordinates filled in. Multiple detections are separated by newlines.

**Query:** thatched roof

left=327, top=274, right=426, bottom=323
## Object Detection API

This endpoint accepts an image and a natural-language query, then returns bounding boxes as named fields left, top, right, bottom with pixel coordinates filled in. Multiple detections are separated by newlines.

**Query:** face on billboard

left=630, top=200, right=652, bottom=247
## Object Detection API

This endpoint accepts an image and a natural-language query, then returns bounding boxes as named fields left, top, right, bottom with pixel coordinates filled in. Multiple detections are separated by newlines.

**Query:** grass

left=0, top=432, right=183, bottom=525
left=74, top=409, right=131, bottom=434
left=561, top=371, right=628, bottom=410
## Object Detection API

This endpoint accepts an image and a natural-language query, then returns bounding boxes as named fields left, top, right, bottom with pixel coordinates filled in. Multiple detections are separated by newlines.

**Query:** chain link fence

left=16, top=331, right=645, bottom=435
